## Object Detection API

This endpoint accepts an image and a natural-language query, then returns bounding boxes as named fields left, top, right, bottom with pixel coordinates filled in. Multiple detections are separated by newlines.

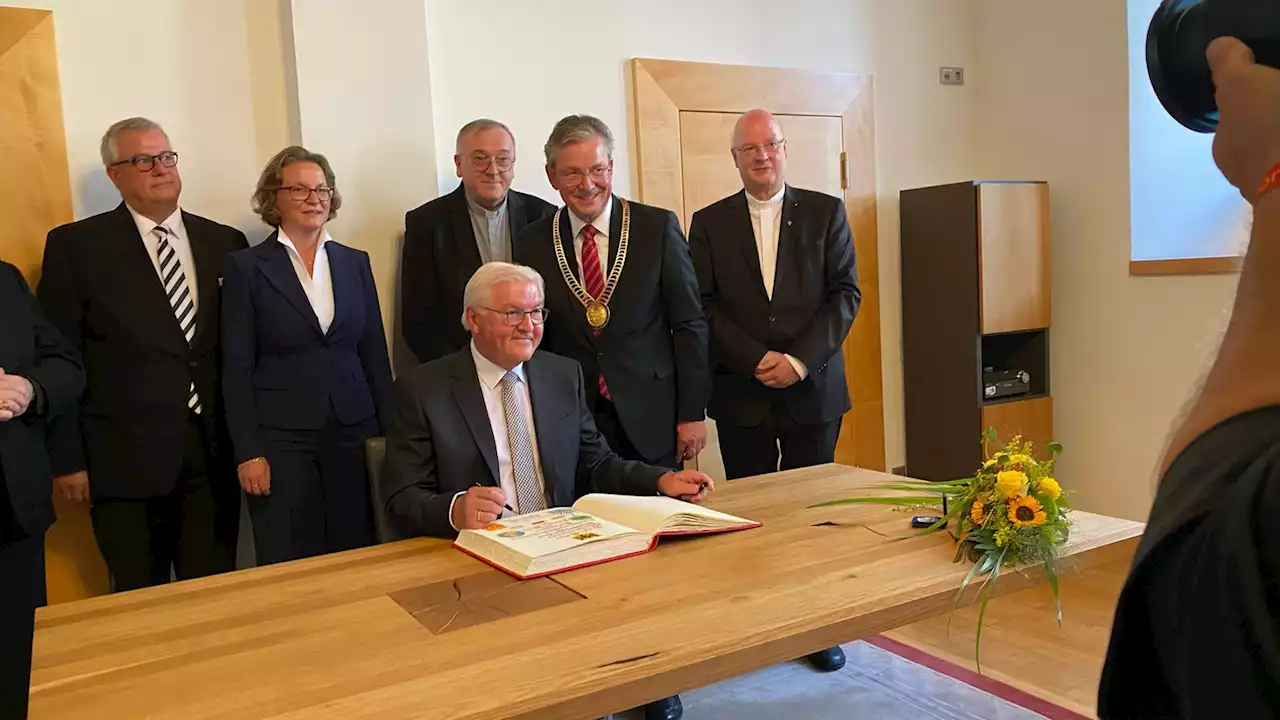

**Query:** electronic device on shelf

left=983, top=366, right=1032, bottom=401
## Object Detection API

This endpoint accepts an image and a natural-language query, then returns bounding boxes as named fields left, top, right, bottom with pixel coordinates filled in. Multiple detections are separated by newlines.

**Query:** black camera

left=1148, top=0, right=1280, bottom=132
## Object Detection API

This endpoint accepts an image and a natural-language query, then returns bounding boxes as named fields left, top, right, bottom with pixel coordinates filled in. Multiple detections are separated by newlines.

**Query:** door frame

left=630, top=57, right=885, bottom=471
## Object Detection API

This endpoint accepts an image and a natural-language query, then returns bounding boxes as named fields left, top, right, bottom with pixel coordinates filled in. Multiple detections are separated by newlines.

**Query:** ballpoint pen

left=475, top=482, right=516, bottom=513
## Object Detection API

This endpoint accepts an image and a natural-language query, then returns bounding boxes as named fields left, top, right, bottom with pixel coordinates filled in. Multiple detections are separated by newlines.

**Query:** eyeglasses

left=556, top=165, right=611, bottom=187
left=480, top=307, right=549, bottom=326
left=276, top=185, right=335, bottom=202
left=110, top=151, right=179, bottom=172
left=469, top=153, right=514, bottom=172
left=734, top=139, right=786, bottom=156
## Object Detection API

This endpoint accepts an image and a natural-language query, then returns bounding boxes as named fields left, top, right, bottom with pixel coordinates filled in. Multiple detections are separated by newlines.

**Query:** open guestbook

left=453, top=494, right=760, bottom=579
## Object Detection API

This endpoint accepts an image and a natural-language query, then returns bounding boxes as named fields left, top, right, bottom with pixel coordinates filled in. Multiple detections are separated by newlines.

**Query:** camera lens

left=1147, top=0, right=1218, bottom=133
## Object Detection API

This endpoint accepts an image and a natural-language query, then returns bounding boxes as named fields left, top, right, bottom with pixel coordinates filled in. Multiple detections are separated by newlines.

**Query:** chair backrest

left=364, top=436, right=400, bottom=543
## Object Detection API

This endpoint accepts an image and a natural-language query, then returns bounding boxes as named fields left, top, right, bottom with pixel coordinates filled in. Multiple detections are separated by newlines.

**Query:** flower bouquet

left=813, top=429, right=1070, bottom=667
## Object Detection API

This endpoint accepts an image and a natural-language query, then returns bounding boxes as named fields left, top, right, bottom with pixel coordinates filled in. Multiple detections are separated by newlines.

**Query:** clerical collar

left=746, top=185, right=786, bottom=209
left=465, top=191, right=506, bottom=218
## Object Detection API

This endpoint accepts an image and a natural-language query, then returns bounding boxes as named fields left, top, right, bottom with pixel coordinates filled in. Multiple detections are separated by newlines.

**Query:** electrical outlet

left=940, top=67, right=965, bottom=86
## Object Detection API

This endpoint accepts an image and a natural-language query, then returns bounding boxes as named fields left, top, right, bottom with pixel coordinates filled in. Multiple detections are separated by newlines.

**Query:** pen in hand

left=475, top=482, right=516, bottom=513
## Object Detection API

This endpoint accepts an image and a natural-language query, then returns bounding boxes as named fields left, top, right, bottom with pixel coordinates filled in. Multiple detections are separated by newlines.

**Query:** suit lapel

left=110, top=204, right=188, bottom=352
left=730, top=192, right=769, bottom=303
left=449, top=351, right=500, bottom=484
left=523, top=354, right=562, bottom=495
left=324, top=241, right=349, bottom=339
left=183, top=213, right=221, bottom=349
left=506, top=190, right=526, bottom=250
left=558, top=209, right=581, bottom=283
left=774, top=185, right=801, bottom=303
left=256, top=234, right=323, bottom=337
left=606, top=194, right=622, bottom=275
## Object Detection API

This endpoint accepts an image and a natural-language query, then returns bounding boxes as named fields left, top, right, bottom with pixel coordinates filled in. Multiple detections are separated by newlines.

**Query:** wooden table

left=30, top=464, right=1143, bottom=719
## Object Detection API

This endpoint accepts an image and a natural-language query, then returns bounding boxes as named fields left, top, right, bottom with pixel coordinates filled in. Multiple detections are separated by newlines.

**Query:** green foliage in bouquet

left=813, top=429, right=1070, bottom=669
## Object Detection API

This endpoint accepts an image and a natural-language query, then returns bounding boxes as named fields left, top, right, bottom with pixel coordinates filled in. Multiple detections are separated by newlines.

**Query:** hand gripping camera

left=1147, top=0, right=1280, bottom=132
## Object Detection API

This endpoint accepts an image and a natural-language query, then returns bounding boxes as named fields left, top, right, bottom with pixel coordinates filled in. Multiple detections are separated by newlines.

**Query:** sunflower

left=996, top=470, right=1027, bottom=497
left=1008, top=495, right=1047, bottom=527
left=970, top=500, right=986, bottom=525
left=1037, top=477, right=1062, bottom=500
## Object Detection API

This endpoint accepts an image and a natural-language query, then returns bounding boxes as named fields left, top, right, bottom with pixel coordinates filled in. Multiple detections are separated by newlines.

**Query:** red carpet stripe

left=864, top=635, right=1094, bottom=720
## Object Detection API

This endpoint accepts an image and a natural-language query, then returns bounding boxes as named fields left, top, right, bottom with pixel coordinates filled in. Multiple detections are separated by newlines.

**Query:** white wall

left=973, top=0, right=1239, bottom=520
left=8, top=0, right=290, bottom=239
left=1127, top=0, right=1250, bottom=260
left=422, top=0, right=875, bottom=201
left=289, top=0, right=438, bottom=361
left=422, top=0, right=980, bottom=470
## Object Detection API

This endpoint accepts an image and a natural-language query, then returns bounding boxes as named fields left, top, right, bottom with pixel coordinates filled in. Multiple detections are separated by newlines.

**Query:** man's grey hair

left=461, top=262, right=546, bottom=329
left=543, top=114, right=613, bottom=167
left=100, top=117, right=168, bottom=166
left=455, top=118, right=515, bottom=154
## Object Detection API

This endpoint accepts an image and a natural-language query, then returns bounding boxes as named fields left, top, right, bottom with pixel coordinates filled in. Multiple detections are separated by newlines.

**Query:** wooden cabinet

left=900, top=181, right=1053, bottom=481
left=982, top=396, right=1054, bottom=460
left=979, top=183, right=1051, bottom=334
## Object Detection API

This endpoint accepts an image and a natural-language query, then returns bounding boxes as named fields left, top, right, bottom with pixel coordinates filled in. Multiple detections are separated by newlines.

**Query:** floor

left=611, top=549, right=1131, bottom=719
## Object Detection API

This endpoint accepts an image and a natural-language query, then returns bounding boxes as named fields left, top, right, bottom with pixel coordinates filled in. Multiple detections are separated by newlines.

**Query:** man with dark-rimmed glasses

left=401, top=119, right=556, bottom=365
left=38, top=116, right=247, bottom=591
left=381, top=261, right=712, bottom=540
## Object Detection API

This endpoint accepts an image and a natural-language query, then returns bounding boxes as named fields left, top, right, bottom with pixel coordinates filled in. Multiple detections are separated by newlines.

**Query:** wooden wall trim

left=1129, top=255, right=1243, bottom=276
left=630, top=57, right=885, bottom=471
left=0, top=7, right=112, bottom=602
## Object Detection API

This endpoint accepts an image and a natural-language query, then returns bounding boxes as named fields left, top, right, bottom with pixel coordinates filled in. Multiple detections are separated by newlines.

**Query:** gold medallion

left=585, top=301, right=610, bottom=329
left=552, top=199, right=631, bottom=331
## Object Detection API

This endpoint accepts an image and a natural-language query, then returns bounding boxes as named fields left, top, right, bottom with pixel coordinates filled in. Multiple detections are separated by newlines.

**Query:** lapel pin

left=787, top=220, right=793, bottom=226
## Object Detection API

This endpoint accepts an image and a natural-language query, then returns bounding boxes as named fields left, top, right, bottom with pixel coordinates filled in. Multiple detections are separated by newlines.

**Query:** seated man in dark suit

left=381, top=261, right=712, bottom=540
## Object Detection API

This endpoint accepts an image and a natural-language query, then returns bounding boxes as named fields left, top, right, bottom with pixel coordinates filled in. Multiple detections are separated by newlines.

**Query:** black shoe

left=643, top=694, right=683, bottom=720
left=807, top=646, right=847, bottom=672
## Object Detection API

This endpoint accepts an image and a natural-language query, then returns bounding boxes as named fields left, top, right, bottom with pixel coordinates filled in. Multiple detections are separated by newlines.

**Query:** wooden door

left=633, top=58, right=884, bottom=479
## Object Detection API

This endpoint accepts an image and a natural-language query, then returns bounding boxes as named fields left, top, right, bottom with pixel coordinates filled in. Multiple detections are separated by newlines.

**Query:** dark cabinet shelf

left=901, top=181, right=1053, bottom=481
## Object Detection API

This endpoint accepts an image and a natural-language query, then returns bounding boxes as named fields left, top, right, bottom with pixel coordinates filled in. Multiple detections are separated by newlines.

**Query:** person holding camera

left=1100, top=37, right=1280, bottom=718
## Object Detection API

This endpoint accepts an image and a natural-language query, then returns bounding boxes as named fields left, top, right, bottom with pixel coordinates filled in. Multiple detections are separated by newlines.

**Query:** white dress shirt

left=568, top=195, right=612, bottom=281
left=747, top=186, right=808, bottom=380
left=128, top=205, right=198, bottom=311
left=277, top=228, right=335, bottom=334
left=448, top=342, right=548, bottom=529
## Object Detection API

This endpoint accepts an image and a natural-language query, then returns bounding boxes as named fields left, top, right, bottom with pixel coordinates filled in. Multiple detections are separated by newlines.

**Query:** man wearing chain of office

left=514, top=114, right=708, bottom=720
left=515, top=115, right=709, bottom=482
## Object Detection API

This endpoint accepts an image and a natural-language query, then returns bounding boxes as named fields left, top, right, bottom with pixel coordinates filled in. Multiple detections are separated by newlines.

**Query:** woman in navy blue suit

left=222, top=146, right=394, bottom=564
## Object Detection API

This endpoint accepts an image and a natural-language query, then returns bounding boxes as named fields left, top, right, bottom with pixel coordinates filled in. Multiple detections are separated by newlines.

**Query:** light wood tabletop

left=30, top=464, right=1144, bottom=719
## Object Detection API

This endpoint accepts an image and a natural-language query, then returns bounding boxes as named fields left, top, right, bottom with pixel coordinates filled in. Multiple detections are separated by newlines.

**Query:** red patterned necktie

left=580, top=225, right=612, bottom=400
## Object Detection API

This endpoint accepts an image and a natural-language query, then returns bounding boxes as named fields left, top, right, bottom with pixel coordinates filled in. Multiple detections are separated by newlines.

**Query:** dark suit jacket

left=0, top=262, right=83, bottom=539
left=688, top=186, right=860, bottom=427
left=221, top=234, right=394, bottom=464
left=38, top=203, right=247, bottom=499
left=514, top=196, right=709, bottom=463
left=381, top=348, right=665, bottom=539
left=402, top=185, right=556, bottom=364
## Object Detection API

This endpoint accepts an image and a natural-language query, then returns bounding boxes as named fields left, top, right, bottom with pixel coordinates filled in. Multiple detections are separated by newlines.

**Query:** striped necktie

left=155, top=226, right=201, bottom=414
left=499, top=371, right=545, bottom=513
left=580, top=225, right=611, bottom=401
